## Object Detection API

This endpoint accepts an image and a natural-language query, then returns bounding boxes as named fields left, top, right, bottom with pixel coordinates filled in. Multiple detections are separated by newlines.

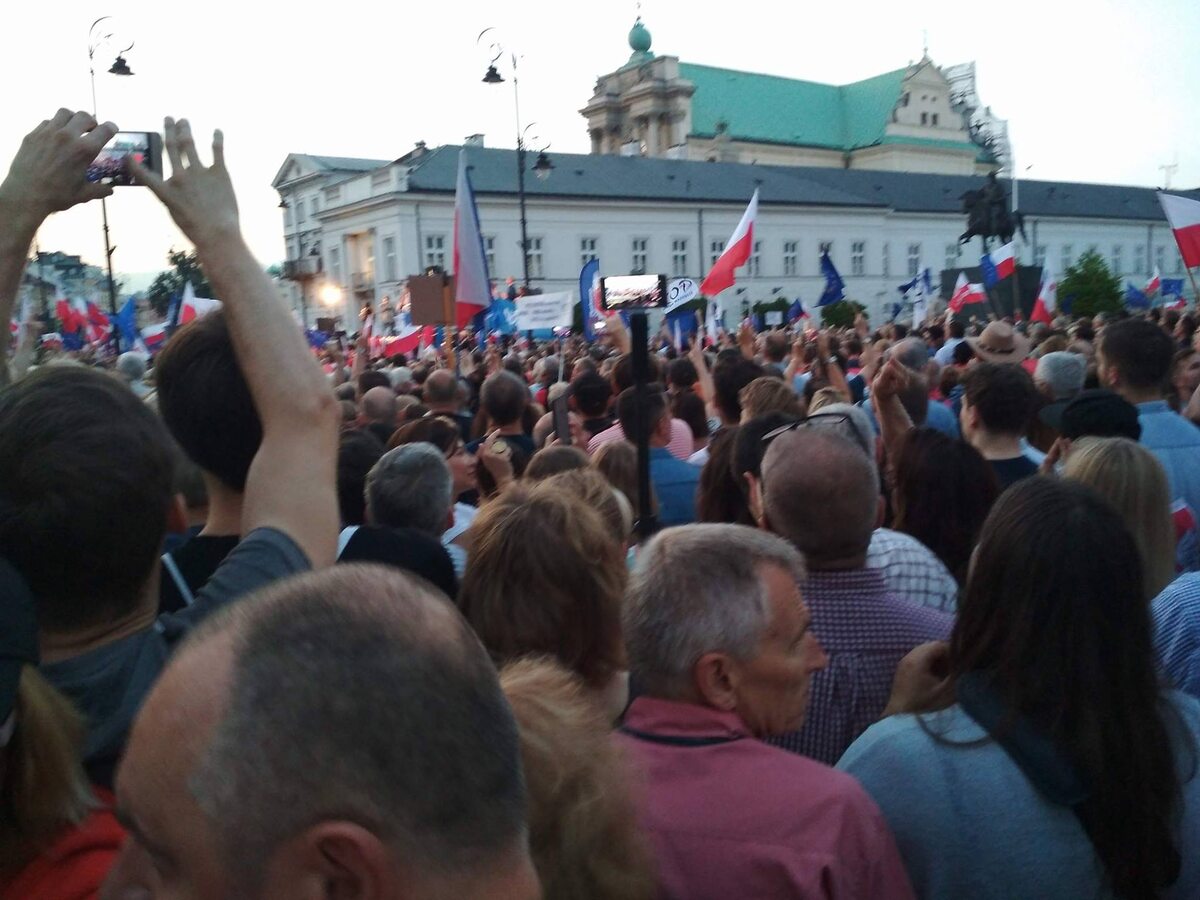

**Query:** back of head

left=459, top=483, right=625, bottom=688
left=697, top=426, right=749, bottom=524
left=357, top=369, right=391, bottom=398
left=570, top=370, right=612, bottom=417
left=953, top=477, right=1190, bottom=899
left=739, top=376, right=803, bottom=422
left=712, top=356, right=766, bottom=424
left=525, top=445, right=590, bottom=482
left=733, top=413, right=802, bottom=491
left=761, top=428, right=879, bottom=566
left=481, top=371, right=529, bottom=427
left=155, top=310, right=261, bottom=492
left=892, top=427, right=998, bottom=583
left=538, top=467, right=631, bottom=542
left=499, top=658, right=655, bottom=900
left=949, top=320, right=966, bottom=339
left=1063, top=437, right=1176, bottom=599
left=624, top=524, right=804, bottom=698
left=961, top=362, right=1037, bottom=436
left=666, top=357, right=699, bottom=392
left=337, top=429, right=385, bottom=527
left=386, top=415, right=459, bottom=454
left=185, top=565, right=528, bottom=885
left=810, top=402, right=876, bottom=459
left=1099, top=318, right=1176, bottom=391
left=593, top=440, right=646, bottom=519
left=0, top=367, right=175, bottom=633
left=616, top=385, right=668, bottom=445
left=892, top=338, right=929, bottom=372
left=360, top=386, right=398, bottom=426
left=1035, top=351, right=1087, bottom=401
left=763, top=331, right=789, bottom=363
left=115, top=351, right=148, bottom=382
left=670, top=390, right=709, bottom=443
left=366, top=443, right=453, bottom=535
left=424, top=369, right=459, bottom=406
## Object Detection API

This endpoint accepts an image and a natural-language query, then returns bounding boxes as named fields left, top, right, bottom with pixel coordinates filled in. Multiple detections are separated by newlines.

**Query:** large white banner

left=516, top=292, right=575, bottom=331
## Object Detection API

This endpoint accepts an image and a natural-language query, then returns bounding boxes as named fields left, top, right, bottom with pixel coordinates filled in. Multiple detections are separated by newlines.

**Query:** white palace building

left=273, top=20, right=1196, bottom=326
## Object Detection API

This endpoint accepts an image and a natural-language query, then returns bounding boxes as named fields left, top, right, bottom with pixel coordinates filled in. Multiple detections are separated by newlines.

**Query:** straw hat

left=966, top=321, right=1031, bottom=364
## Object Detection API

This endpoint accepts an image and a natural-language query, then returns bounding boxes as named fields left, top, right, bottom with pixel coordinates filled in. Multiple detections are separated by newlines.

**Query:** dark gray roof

left=402, top=145, right=1199, bottom=222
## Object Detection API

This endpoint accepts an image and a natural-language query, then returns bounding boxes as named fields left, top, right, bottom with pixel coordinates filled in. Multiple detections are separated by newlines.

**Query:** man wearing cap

left=1039, top=389, right=1142, bottom=444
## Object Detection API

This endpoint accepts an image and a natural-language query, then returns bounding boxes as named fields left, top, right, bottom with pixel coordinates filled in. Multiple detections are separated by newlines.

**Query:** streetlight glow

left=320, top=284, right=343, bottom=307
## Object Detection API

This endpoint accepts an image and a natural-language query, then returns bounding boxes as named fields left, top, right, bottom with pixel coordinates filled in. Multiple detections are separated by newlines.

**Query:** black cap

left=1039, top=389, right=1142, bottom=441
left=0, top=558, right=39, bottom=723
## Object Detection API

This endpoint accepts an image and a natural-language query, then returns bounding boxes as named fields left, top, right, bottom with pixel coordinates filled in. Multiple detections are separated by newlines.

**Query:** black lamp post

left=88, top=16, right=133, bottom=354
left=478, top=29, right=552, bottom=291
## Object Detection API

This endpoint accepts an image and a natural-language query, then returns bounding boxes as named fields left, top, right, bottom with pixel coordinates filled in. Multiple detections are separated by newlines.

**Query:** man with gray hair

left=760, top=428, right=952, bottom=764
left=1035, top=350, right=1087, bottom=404
left=618, top=523, right=913, bottom=899
left=365, top=443, right=454, bottom=537
left=115, top=350, right=153, bottom=400
left=103, top=565, right=539, bottom=898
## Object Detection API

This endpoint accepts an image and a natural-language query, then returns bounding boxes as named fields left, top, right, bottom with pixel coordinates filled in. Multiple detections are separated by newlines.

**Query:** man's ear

left=693, top=653, right=739, bottom=712
left=272, top=821, right=400, bottom=900
left=744, top=472, right=764, bottom=525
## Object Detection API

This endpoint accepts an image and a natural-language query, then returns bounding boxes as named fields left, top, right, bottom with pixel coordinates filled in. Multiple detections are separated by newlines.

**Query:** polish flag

left=1031, top=265, right=1058, bottom=324
left=84, top=301, right=113, bottom=344
left=990, top=242, right=1016, bottom=280
left=56, top=298, right=86, bottom=333
left=453, top=151, right=492, bottom=329
left=142, top=321, right=168, bottom=353
left=1158, top=192, right=1200, bottom=269
left=948, top=273, right=988, bottom=313
left=41, top=332, right=63, bottom=351
left=179, top=282, right=222, bottom=324
left=1145, top=266, right=1162, bottom=297
left=700, top=189, right=759, bottom=297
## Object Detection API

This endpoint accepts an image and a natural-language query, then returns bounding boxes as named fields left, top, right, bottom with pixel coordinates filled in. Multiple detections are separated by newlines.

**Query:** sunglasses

left=761, top=412, right=852, bottom=446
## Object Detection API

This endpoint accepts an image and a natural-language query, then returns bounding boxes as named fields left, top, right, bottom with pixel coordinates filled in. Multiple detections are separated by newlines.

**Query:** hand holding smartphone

left=88, top=131, right=163, bottom=186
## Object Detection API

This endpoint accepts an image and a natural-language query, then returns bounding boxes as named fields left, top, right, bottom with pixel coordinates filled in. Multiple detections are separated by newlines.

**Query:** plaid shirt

left=768, top=568, right=953, bottom=765
left=867, top=528, right=959, bottom=614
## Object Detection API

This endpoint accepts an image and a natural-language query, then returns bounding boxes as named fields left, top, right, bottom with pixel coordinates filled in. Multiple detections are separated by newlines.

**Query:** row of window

left=314, top=234, right=1187, bottom=287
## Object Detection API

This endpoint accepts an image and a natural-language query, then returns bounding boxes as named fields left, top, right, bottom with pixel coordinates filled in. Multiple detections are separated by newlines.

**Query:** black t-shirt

left=989, top=455, right=1039, bottom=491
left=159, top=534, right=241, bottom=614
left=338, top=525, right=458, bottom=599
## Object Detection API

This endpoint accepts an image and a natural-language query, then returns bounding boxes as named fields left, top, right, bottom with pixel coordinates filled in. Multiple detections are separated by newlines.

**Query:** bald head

left=424, top=369, right=460, bottom=407
left=116, top=565, right=531, bottom=895
left=892, top=338, right=930, bottom=372
left=361, top=386, right=398, bottom=425
left=761, top=429, right=880, bottom=568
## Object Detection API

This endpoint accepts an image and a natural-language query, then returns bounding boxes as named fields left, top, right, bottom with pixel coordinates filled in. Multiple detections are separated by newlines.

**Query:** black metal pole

left=89, top=49, right=122, bottom=355
left=631, top=312, right=657, bottom=539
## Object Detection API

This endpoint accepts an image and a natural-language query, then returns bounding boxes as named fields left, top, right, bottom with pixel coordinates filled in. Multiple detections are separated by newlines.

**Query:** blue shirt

left=1139, top=401, right=1200, bottom=520
left=838, top=695, right=1200, bottom=899
left=1155, top=573, right=1200, bottom=700
left=650, top=446, right=700, bottom=527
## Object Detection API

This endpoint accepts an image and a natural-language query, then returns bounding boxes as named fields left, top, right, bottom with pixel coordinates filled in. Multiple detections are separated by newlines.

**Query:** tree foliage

left=146, top=249, right=212, bottom=316
left=819, top=299, right=867, bottom=329
left=1059, top=249, right=1122, bottom=319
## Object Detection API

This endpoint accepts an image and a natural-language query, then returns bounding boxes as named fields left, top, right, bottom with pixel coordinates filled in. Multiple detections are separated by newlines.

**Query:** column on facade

left=590, top=129, right=603, bottom=154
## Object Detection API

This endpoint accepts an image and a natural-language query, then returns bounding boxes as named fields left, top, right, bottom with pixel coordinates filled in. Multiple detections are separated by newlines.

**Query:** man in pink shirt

left=586, top=352, right=694, bottom=459
left=618, top=524, right=915, bottom=899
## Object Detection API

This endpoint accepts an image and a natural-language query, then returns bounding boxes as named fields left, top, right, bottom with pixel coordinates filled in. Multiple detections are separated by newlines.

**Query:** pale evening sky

left=2, top=0, right=1196, bottom=287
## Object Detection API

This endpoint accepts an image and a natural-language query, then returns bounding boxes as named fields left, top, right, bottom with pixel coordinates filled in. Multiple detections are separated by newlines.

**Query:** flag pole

left=1186, top=266, right=1200, bottom=308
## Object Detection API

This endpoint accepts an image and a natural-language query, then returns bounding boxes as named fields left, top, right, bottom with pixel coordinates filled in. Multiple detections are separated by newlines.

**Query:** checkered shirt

left=867, top=528, right=959, bottom=614
left=768, top=567, right=954, bottom=765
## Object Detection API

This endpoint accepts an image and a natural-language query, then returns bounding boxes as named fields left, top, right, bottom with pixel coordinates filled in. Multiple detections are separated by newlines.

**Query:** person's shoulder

left=838, top=709, right=975, bottom=776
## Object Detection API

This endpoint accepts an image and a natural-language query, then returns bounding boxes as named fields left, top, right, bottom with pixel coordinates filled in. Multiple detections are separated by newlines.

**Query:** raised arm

left=0, top=110, right=116, bottom=385
left=872, top=358, right=915, bottom=481
left=132, top=118, right=339, bottom=567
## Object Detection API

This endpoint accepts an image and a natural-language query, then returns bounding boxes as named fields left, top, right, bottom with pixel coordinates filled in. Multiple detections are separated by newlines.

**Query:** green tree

left=1059, top=249, right=1122, bottom=319
left=146, top=249, right=213, bottom=316
left=819, top=299, right=867, bottom=329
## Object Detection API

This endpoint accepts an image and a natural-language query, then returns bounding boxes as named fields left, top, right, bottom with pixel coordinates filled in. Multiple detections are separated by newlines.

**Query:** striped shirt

left=1154, top=572, right=1200, bottom=700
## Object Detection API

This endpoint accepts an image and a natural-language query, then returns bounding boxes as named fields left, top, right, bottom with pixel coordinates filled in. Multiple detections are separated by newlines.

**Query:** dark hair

left=1099, top=318, right=1177, bottom=391
left=337, top=429, right=385, bottom=526
left=945, top=477, right=1194, bottom=898
left=1073, top=321, right=1096, bottom=342
left=666, top=358, right=699, bottom=391
left=951, top=341, right=975, bottom=366
left=732, top=413, right=799, bottom=499
left=387, top=416, right=460, bottom=454
left=892, top=427, right=998, bottom=583
left=358, top=370, right=391, bottom=397
left=525, top=446, right=590, bottom=482
left=0, top=368, right=175, bottom=632
left=961, top=362, right=1037, bottom=436
left=1177, top=314, right=1196, bottom=344
left=616, top=385, right=668, bottom=445
left=949, top=320, right=966, bottom=339
left=670, top=391, right=709, bottom=443
left=926, top=324, right=945, bottom=343
left=697, top=427, right=752, bottom=525
left=712, top=357, right=766, bottom=423
left=612, top=353, right=662, bottom=393
left=480, top=371, right=529, bottom=427
left=891, top=323, right=910, bottom=340
left=763, top=332, right=789, bottom=363
left=570, top=371, right=612, bottom=417
left=154, top=311, right=261, bottom=491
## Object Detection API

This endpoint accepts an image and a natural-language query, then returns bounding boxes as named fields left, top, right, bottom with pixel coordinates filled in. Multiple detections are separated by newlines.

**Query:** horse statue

left=959, top=173, right=1027, bottom=250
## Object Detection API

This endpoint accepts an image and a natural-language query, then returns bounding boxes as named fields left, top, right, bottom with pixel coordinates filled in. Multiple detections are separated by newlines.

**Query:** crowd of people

left=2, top=110, right=1200, bottom=899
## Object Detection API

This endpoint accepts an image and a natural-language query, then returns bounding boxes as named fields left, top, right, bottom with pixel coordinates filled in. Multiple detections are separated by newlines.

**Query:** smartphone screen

left=88, top=131, right=164, bottom=186
left=552, top=394, right=572, bottom=446
left=600, top=274, right=668, bottom=312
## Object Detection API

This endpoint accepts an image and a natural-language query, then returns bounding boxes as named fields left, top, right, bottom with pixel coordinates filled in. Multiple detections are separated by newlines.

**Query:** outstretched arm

left=0, top=110, right=116, bottom=385
left=132, top=118, right=339, bottom=567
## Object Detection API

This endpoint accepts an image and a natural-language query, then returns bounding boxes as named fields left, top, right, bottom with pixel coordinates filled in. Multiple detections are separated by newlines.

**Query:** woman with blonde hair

left=1063, top=437, right=1178, bottom=599
left=500, top=658, right=655, bottom=900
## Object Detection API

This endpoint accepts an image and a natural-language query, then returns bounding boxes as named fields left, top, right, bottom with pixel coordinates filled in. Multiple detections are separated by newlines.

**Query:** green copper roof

left=679, top=63, right=981, bottom=158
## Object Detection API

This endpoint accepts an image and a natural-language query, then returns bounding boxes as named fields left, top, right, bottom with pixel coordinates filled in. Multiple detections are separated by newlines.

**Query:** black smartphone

left=552, top=394, right=572, bottom=446
left=88, top=131, right=163, bottom=186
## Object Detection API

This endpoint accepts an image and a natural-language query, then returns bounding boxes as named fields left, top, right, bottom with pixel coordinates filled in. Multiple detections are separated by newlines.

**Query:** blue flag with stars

left=818, top=252, right=845, bottom=307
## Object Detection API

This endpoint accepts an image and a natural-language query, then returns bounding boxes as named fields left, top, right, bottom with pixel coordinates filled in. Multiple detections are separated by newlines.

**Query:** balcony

left=282, top=258, right=321, bottom=281
left=351, top=272, right=375, bottom=295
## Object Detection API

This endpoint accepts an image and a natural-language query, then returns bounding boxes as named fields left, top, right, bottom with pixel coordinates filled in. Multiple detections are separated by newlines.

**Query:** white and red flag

left=179, top=282, right=221, bottom=324
left=990, top=241, right=1016, bottom=280
left=1145, top=266, right=1162, bottom=297
left=1158, top=192, right=1200, bottom=269
left=948, top=273, right=988, bottom=313
left=1030, top=265, right=1058, bottom=324
left=453, top=151, right=492, bottom=328
left=700, top=189, right=759, bottom=297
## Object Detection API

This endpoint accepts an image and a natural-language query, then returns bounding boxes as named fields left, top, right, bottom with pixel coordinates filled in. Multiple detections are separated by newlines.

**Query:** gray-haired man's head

left=1035, top=351, right=1087, bottom=402
left=365, top=443, right=454, bottom=535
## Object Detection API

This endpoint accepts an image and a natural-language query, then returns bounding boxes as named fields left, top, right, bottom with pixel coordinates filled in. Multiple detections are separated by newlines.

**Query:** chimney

left=414, top=140, right=427, bottom=155
left=464, top=134, right=485, bottom=148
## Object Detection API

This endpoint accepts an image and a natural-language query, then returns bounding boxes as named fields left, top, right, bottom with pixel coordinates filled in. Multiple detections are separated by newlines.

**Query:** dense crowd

left=3, top=110, right=1200, bottom=899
